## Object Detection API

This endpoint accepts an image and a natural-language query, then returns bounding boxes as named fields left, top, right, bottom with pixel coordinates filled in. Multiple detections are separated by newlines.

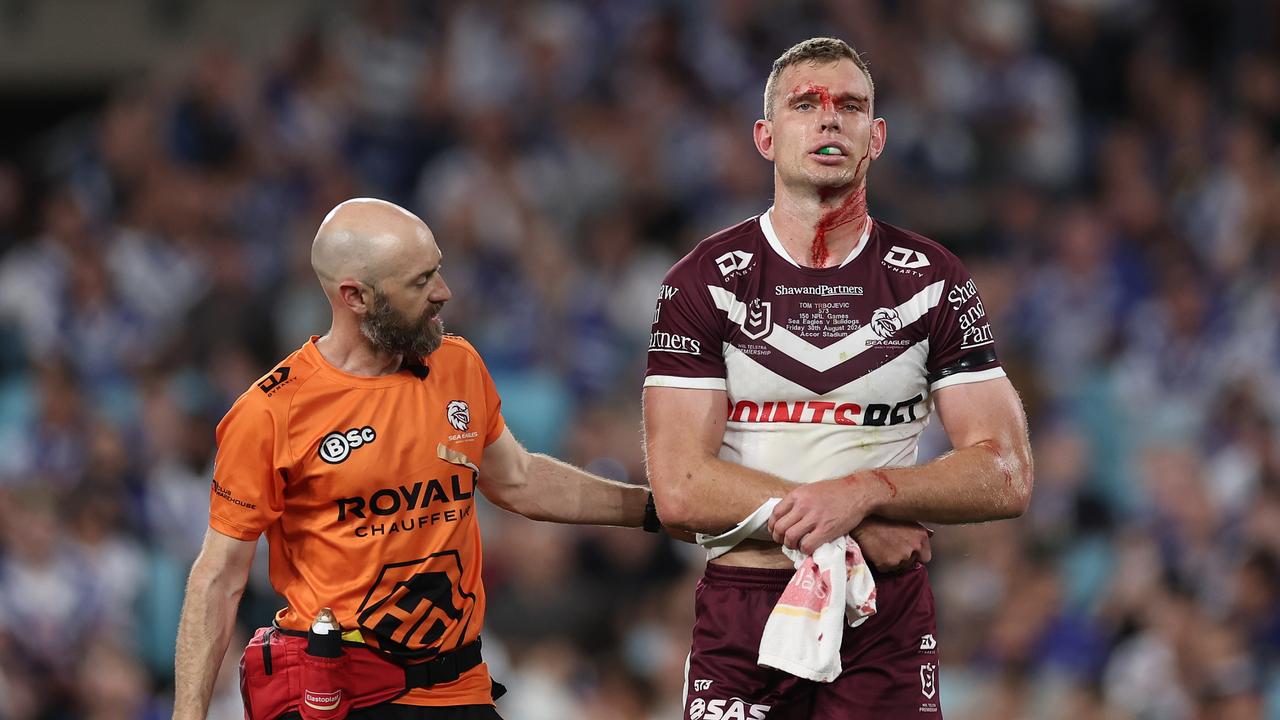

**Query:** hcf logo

left=689, top=697, right=770, bottom=720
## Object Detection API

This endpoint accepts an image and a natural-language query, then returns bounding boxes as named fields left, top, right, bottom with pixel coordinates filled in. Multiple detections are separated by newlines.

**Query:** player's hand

left=768, top=474, right=889, bottom=555
left=852, top=517, right=932, bottom=572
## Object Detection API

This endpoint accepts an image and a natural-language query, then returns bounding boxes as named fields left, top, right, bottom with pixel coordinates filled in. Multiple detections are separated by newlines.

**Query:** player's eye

left=795, top=102, right=813, bottom=111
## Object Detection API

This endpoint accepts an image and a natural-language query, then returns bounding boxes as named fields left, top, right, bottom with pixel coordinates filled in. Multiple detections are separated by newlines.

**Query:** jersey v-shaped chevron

left=707, top=280, right=946, bottom=372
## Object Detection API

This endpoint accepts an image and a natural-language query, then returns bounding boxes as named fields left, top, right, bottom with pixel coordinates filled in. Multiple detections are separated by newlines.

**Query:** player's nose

left=819, top=107, right=841, bottom=133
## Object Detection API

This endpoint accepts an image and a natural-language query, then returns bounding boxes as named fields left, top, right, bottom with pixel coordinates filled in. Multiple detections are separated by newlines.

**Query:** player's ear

left=338, top=280, right=371, bottom=314
left=869, top=116, right=887, bottom=161
left=754, top=119, right=775, bottom=161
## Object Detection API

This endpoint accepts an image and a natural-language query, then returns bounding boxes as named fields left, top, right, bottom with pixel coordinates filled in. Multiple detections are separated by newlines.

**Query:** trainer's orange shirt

left=209, top=335, right=504, bottom=707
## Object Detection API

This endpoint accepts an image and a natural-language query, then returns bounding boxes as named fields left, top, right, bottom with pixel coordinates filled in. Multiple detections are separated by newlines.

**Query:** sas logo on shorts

left=318, top=426, right=377, bottom=464
left=689, top=697, right=770, bottom=720
left=446, top=400, right=470, bottom=431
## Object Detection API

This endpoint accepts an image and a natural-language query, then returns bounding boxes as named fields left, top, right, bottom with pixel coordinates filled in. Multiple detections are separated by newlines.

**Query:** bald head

left=312, top=198, right=438, bottom=293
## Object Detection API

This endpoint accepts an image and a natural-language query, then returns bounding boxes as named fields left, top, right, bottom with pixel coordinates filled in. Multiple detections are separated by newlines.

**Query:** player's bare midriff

left=710, top=538, right=795, bottom=569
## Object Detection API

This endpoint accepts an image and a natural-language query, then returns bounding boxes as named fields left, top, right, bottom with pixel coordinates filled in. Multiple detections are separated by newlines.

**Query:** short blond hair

left=763, top=37, right=874, bottom=120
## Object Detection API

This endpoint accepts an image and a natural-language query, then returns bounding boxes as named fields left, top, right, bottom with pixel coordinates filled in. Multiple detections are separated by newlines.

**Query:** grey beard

left=361, top=300, right=444, bottom=358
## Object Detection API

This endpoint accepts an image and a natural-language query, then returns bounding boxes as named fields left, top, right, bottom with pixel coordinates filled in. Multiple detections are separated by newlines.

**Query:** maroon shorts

left=683, top=563, right=942, bottom=720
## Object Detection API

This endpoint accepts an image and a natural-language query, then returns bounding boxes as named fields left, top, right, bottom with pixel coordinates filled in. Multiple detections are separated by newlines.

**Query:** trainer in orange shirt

left=172, top=198, right=657, bottom=720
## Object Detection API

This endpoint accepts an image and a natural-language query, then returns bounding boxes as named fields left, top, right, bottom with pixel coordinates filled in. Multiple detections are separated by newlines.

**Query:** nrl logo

left=742, top=298, right=773, bottom=340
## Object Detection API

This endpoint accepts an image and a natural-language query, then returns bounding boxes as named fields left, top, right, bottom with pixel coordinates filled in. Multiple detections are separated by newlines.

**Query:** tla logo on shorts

left=446, top=400, right=470, bottom=431
left=688, top=697, right=770, bottom=720
left=318, top=426, right=377, bottom=464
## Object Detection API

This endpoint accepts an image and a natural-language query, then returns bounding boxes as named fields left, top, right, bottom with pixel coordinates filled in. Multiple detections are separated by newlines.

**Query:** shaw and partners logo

left=649, top=330, right=702, bottom=355
left=774, top=284, right=863, bottom=297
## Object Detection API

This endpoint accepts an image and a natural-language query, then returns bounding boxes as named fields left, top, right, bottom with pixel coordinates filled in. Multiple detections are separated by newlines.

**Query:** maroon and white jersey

left=644, top=210, right=1003, bottom=483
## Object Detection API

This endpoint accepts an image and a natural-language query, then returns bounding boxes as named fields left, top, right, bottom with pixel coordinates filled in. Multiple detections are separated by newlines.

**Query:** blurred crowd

left=0, top=0, right=1279, bottom=718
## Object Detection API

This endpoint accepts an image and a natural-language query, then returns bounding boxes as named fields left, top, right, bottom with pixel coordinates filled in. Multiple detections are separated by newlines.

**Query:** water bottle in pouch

left=301, top=607, right=348, bottom=719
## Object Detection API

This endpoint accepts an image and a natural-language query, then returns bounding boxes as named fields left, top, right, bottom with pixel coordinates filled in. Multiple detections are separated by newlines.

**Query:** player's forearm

left=649, top=454, right=798, bottom=535
left=865, top=439, right=1032, bottom=524
left=173, top=564, right=246, bottom=719
left=511, top=453, right=649, bottom=527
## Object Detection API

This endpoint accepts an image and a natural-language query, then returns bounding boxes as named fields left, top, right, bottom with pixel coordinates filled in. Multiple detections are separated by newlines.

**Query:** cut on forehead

left=312, top=198, right=437, bottom=285
left=763, top=37, right=874, bottom=119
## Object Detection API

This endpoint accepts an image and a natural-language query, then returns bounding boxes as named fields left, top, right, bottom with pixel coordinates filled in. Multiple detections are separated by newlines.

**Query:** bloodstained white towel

left=757, top=536, right=877, bottom=682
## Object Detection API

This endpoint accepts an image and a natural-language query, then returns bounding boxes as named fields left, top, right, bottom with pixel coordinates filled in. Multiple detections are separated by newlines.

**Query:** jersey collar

left=760, top=207, right=873, bottom=269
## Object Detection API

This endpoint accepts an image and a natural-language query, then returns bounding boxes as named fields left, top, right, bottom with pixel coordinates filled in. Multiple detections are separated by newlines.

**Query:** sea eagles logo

left=870, top=307, right=902, bottom=339
left=741, top=298, right=773, bottom=340
left=446, top=400, right=470, bottom=431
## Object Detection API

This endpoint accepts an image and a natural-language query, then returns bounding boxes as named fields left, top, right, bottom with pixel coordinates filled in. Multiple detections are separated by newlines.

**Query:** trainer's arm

left=770, top=377, right=1033, bottom=553
left=643, top=385, right=798, bottom=534
left=173, top=529, right=256, bottom=720
left=478, top=427, right=648, bottom=526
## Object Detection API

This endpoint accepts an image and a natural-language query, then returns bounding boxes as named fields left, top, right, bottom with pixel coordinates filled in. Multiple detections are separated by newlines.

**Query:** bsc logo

left=446, top=401, right=470, bottom=431
left=357, top=552, right=477, bottom=659
left=318, top=426, right=377, bottom=464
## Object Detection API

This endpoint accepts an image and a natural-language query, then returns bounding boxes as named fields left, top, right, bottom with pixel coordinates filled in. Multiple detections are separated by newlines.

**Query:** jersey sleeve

left=479, top=355, right=506, bottom=446
left=925, top=257, right=1005, bottom=391
left=209, top=398, right=286, bottom=540
left=643, top=258, right=727, bottom=391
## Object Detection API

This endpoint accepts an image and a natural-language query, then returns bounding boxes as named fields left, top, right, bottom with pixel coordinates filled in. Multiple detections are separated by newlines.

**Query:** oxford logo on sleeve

left=446, top=400, right=470, bottom=431
left=883, top=245, right=930, bottom=270
left=318, top=426, right=377, bottom=464
left=715, top=250, right=754, bottom=278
